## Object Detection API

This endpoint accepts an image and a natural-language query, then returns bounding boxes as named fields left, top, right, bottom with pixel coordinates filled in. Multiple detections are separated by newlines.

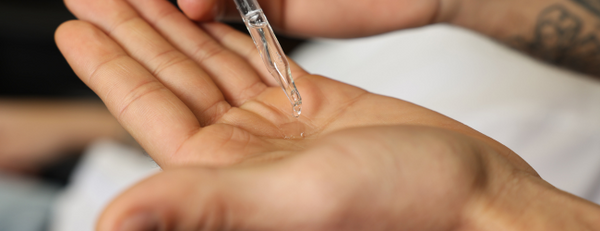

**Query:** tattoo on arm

left=510, top=5, right=600, bottom=76
left=571, top=0, right=600, bottom=17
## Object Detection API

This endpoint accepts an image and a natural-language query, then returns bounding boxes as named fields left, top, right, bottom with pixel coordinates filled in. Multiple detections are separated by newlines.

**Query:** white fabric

left=49, top=140, right=160, bottom=231
left=291, top=24, right=600, bottom=203
left=0, top=172, right=58, bottom=231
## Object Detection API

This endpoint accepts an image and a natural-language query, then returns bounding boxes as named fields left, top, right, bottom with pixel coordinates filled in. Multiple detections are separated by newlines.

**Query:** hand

left=95, top=126, right=508, bottom=231
left=56, top=0, right=600, bottom=230
left=58, top=0, right=528, bottom=170
left=0, top=99, right=127, bottom=172
left=98, top=126, right=600, bottom=231
left=183, top=0, right=600, bottom=77
left=178, top=0, right=452, bottom=38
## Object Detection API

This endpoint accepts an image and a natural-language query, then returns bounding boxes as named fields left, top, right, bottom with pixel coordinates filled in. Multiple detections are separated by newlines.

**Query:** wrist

left=462, top=171, right=600, bottom=231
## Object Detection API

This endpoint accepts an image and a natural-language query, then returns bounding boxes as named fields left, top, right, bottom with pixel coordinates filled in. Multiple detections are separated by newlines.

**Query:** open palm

left=52, top=1, right=600, bottom=230
left=57, top=0, right=526, bottom=170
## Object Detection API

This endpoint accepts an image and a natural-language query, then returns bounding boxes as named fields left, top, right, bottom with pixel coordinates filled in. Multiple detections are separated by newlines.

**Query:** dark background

left=0, top=0, right=91, bottom=97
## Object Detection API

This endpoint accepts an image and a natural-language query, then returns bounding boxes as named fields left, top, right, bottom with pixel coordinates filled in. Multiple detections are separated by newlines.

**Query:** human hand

left=0, top=99, right=127, bottom=172
left=184, top=0, right=600, bottom=77
left=95, top=126, right=504, bottom=230
left=99, top=125, right=600, bottom=231
left=55, top=0, right=600, bottom=230
left=178, top=0, right=454, bottom=38
left=57, top=0, right=529, bottom=170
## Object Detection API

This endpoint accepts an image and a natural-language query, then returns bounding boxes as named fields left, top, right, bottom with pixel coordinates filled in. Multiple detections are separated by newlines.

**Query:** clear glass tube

left=234, top=0, right=302, bottom=118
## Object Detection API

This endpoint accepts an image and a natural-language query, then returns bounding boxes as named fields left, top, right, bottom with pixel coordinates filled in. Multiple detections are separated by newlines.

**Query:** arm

left=179, top=0, right=600, bottom=76
left=447, top=0, right=600, bottom=77
left=0, top=99, right=130, bottom=172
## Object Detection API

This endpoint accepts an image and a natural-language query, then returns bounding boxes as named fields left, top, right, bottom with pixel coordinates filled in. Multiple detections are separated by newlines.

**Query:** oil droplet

left=291, top=88, right=302, bottom=118
left=280, top=121, right=306, bottom=139
left=292, top=103, right=302, bottom=118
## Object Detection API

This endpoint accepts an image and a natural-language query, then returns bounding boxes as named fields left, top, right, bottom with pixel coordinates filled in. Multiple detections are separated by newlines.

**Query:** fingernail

left=118, top=213, right=159, bottom=231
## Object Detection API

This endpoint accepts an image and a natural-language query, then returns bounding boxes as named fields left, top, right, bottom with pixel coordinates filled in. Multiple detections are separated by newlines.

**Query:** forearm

left=445, top=0, right=600, bottom=77
left=57, top=99, right=133, bottom=149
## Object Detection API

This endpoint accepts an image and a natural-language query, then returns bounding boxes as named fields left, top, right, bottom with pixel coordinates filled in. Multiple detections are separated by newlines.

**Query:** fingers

left=56, top=20, right=200, bottom=164
left=66, top=0, right=268, bottom=108
left=177, top=0, right=225, bottom=21
left=125, top=0, right=268, bottom=105
left=178, top=0, right=282, bottom=24
left=64, top=0, right=230, bottom=124
left=201, top=22, right=311, bottom=85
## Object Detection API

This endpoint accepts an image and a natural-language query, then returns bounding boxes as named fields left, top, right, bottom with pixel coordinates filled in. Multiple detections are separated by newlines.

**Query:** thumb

left=96, top=164, right=340, bottom=231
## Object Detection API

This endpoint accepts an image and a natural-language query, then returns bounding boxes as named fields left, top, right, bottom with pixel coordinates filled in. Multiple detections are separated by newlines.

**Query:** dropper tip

left=292, top=104, right=302, bottom=118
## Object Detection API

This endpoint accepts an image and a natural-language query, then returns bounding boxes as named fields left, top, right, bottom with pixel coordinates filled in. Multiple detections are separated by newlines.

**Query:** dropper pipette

left=233, top=0, right=303, bottom=118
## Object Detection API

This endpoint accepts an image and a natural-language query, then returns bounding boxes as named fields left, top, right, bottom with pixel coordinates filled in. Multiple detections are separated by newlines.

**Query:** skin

left=0, top=99, right=128, bottom=173
left=181, top=0, right=600, bottom=76
left=177, top=0, right=446, bottom=37
left=449, top=0, right=600, bottom=77
left=53, top=0, right=600, bottom=230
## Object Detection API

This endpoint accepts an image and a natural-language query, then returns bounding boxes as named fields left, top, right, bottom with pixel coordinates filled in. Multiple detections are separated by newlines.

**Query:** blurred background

left=1, top=1, right=99, bottom=230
